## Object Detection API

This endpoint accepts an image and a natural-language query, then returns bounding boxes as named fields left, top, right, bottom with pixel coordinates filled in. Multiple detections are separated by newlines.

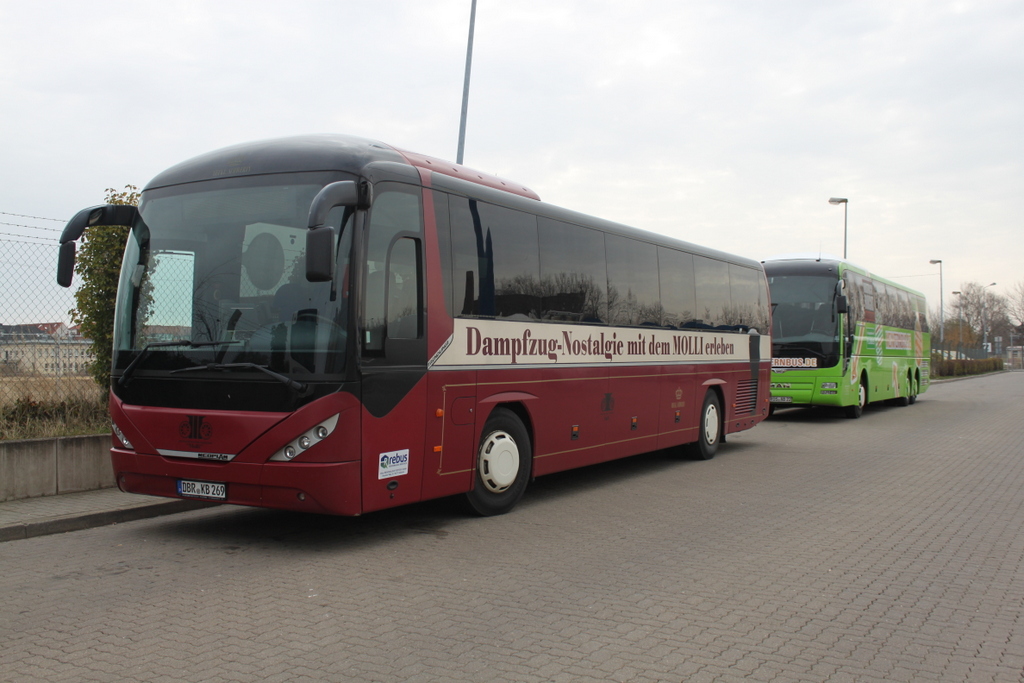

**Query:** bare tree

left=951, top=281, right=1009, bottom=351
left=1007, top=281, right=1024, bottom=328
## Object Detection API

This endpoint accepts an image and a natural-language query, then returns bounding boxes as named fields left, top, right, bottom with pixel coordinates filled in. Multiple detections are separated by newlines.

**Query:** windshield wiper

left=170, top=362, right=307, bottom=392
left=117, top=340, right=241, bottom=388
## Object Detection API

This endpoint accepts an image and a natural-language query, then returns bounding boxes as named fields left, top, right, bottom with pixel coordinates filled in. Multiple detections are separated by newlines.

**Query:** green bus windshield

left=768, top=273, right=840, bottom=367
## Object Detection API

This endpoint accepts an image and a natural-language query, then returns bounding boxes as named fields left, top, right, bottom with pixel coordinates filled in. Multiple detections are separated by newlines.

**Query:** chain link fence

left=0, top=233, right=102, bottom=408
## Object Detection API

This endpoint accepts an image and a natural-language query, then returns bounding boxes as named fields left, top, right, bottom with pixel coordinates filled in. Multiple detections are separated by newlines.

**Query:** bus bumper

left=112, top=449, right=363, bottom=516
left=770, top=374, right=848, bottom=408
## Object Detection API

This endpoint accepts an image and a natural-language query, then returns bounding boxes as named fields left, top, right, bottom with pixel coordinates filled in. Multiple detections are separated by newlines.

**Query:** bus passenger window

left=449, top=198, right=540, bottom=319
left=538, top=218, right=608, bottom=323
left=693, top=256, right=731, bottom=328
left=606, top=234, right=660, bottom=326
left=659, top=248, right=696, bottom=329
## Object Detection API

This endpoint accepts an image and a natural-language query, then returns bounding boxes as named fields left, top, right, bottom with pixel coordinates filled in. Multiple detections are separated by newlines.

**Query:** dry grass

left=0, top=377, right=108, bottom=441
left=1, top=376, right=100, bottom=407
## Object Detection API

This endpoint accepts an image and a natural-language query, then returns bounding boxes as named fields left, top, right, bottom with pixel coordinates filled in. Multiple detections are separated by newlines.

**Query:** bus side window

left=449, top=198, right=540, bottom=320
left=606, top=234, right=660, bottom=326
left=693, top=256, right=730, bottom=328
left=658, top=247, right=696, bottom=329
left=539, top=218, right=608, bottom=323
left=727, top=264, right=763, bottom=331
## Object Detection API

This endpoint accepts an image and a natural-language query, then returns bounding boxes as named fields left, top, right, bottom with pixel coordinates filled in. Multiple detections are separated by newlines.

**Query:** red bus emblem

left=179, top=416, right=213, bottom=441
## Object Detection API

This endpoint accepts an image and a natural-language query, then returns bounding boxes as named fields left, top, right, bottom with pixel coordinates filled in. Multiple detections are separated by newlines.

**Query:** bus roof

left=762, top=255, right=926, bottom=299
left=145, top=134, right=539, bottom=199
left=144, top=133, right=762, bottom=271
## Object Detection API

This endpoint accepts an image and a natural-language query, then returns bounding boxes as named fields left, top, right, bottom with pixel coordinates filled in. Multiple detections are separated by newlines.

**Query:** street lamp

left=829, top=198, right=848, bottom=259
left=456, top=0, right=478, bottom=165
left=953, top=290, right=962, bottom=359
left=929, top=259, right=943, bottom=344
left=983, top=282, right=997, bottom=355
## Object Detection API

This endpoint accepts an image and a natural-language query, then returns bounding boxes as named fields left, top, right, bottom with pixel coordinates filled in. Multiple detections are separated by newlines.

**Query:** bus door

left=359, top=186, right=429, bottom=512
left=839, top=274, right=855, bottom=374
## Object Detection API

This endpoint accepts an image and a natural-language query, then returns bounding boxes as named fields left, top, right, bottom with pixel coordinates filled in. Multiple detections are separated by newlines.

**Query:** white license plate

left=770, top=396, right=793, bottom=403
left=177, top=479, right=226, bottom=500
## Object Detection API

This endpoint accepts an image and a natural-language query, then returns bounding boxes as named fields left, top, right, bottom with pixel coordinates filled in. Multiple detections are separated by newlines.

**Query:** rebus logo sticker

left=378, top=449, right=410, bottom=480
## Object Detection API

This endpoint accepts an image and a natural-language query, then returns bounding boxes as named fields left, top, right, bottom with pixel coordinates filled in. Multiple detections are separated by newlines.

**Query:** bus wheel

left=907, top=373, right=918, bottom=405
left=845, top=377, right=867, bottom=419
left=465, top=408, right=531, bottom=516
left=687, top=390, right=722, bottom=460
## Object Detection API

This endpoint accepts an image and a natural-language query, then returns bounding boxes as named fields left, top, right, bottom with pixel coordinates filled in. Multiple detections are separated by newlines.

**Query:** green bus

left=763, top=256, right=930, bottom=418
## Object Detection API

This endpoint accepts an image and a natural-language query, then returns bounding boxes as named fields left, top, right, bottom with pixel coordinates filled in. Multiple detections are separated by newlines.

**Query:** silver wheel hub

left=703, top=403, right=720, bottom=445
left=479, top=430, right=519, bottom=493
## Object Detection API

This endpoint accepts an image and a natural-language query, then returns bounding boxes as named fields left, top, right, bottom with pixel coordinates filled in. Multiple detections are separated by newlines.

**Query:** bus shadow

left=146, top=496, right=468, bottom=552
left=525, top=440, right=759, bottom=506
left=145, top=444, right=748, bottom=551
left=768, top=402, right=895, bottom=423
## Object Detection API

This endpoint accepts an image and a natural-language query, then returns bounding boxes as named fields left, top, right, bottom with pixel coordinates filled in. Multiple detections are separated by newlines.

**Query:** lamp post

left=929, top=259, right=943, bottom=344
left=829, top=198, right=848, bottom=259
left=983, top=282, right=997, bottom=355
left=953, top=290, right=962, bottom=359
left=456, top=0, right=478, bottom=165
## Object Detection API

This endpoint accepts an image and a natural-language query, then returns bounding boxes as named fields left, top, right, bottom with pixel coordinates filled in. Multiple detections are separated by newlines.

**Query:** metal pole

left=843, top=202, right=848, bottom=260
left=953, top=291, right=962, bottom=360
left=983, top=282, right=997, bottom=356
left=829, top=198, right=848, bottom=259
left=456, top=0, right=477, bottom=165
left=938, top=262, right=943, bottom=343
left=930, top=260, right=943, bottom=344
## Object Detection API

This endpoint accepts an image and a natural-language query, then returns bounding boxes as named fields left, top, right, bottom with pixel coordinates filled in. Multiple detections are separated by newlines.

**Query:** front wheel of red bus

left=687, top=390, right=722, bottom=461
left=465, top=408, right=532, bottom=516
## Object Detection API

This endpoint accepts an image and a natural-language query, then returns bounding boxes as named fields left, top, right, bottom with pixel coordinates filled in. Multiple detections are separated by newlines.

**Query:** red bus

left=57, top=134, right=771, bottom=516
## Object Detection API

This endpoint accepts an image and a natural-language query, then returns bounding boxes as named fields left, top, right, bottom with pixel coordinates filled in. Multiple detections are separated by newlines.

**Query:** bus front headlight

left=270, top=414, right=339, bottom=462
left=112, top=422, right=134, bottom=450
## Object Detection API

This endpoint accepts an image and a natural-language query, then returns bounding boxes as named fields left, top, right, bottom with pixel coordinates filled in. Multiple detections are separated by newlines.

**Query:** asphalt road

left=3, top=373, right=1024, bottom=682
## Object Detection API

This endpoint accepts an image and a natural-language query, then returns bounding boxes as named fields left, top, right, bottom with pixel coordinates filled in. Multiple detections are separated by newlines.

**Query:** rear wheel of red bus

left=465, top=408, right=532, bottom=516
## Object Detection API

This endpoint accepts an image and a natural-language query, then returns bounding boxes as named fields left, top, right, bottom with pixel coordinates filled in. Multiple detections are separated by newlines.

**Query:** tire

left=845, top=377, right=867, bottom=419
left=907, top=373, right=918, bottom=405
left=687, top=390, right=722, bottom=460
left=465, top=408, right=531, bottom=516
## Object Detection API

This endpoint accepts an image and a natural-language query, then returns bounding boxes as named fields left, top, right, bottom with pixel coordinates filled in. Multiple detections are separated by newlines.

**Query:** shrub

left=931, top=354, right=1004, bottom=378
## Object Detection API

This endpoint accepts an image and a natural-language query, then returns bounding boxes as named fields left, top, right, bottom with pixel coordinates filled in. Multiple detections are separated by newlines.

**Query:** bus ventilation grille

left=735, top=379, right=759, bottom=416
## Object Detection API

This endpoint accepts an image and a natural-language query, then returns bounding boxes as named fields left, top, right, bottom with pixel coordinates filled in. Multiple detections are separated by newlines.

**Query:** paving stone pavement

left=0, top=488, right=216, bottom=543
left=1, top=373, right=1023, bottom=682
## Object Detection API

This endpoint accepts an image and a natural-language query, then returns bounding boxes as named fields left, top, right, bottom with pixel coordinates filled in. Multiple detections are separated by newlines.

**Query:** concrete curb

left=0, top=499, right=219, bottom=543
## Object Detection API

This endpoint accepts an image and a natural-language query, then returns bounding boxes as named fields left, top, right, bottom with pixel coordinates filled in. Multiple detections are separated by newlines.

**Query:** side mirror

left=305, top=180, right=371, bottom=283
left=57, top=241, right=77, bottom=287
left=306, top=227, right=335, bottom=282
left=56, top=204, right=140, bottom=287
left=836, top=295, right=849, bottom=314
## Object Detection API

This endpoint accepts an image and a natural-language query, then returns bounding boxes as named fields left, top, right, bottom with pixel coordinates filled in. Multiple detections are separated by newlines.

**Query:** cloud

left=1, top=0, right=1022, bottom=318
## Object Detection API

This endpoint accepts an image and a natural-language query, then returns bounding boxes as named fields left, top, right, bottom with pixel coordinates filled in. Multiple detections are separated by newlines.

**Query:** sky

left=1, top=0, right=1021, bottom=325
